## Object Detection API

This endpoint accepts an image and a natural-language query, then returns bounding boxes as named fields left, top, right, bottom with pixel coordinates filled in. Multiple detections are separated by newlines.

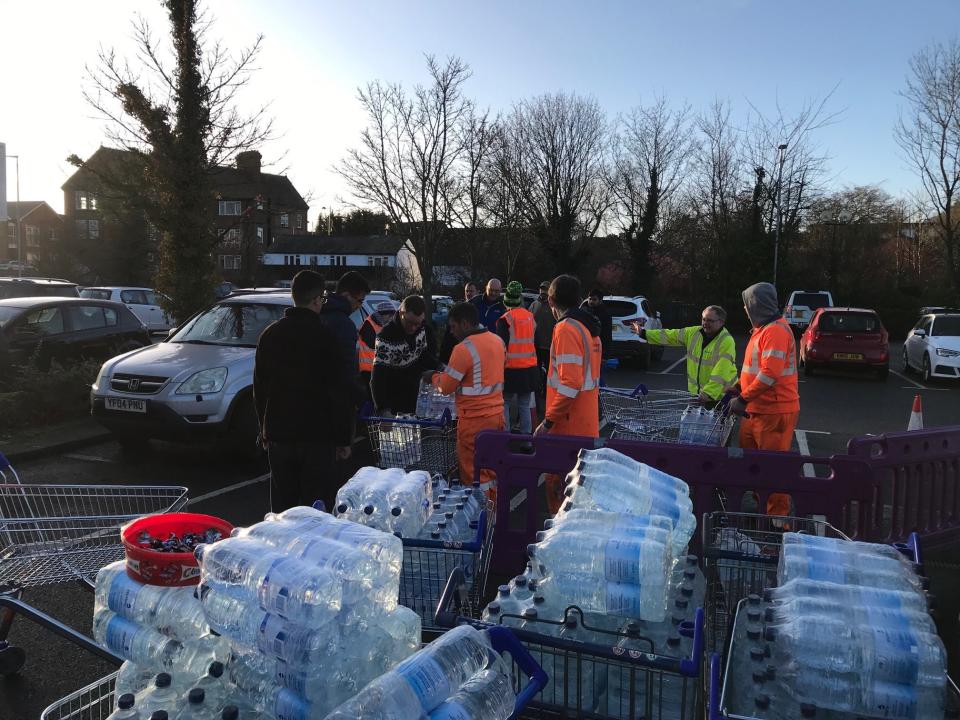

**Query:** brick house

left=61, top=147, right=308, bottom=283
left=260, top=234, right=417, bottom=288
left=2, top=201, right=64, bottom=271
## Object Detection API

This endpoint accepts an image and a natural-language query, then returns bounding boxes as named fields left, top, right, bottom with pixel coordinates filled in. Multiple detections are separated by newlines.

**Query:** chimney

left=236, top=150, right=262, bottom=174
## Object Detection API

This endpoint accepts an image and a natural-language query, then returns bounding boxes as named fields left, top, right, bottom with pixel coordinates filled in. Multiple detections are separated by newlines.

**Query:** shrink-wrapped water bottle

left=533, top=573, right=669, bottom=622
left=778, top=543, right=924, bottom=592
left=528, top=531, right=670, bottom=585
left=136, top=673, right=179, bottom=718
left=764, top=578, right=929, bottom=612
left=427, top=668, right=514, bottom=720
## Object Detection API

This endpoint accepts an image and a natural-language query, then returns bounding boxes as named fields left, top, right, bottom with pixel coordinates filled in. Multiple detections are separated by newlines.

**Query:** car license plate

left=833, top=353, right=863, bottom=361
left=106, top=397, right=146, bottom=413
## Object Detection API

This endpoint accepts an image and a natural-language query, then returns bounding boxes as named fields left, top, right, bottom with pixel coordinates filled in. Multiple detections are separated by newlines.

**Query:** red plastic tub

left=122, top=512, right=233, bottom=586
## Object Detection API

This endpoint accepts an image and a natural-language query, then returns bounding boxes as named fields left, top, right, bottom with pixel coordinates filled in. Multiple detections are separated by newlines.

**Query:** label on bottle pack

left=273, top=688, right=311, bottom=720
left=107, top=575, right=143, bottom=616
left=861, top=586, right=905, bottom=610
left=604, top=538, right=643, bottom=583
left=261, top=557, right=293, bottom=617
left=104, top=614, right=141, bottom=656
left=428, top=700, right=471, bottom=720
left=274, top=658, right=307, bottom=695
left=258, top=613, right=302, bottom=664
left=861, top=680, right=918, bottom=719
left=604, top=582, right=643, bottom=618
left=647, top=495, right=680, bottom=522
left=871, top=625, right=921, bottom=684
left=395, top=653, right=452, bottom=710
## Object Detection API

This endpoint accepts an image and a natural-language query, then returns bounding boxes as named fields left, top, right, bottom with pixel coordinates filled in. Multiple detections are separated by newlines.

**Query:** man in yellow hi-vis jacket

left=632, top=305, right=737, bottom=404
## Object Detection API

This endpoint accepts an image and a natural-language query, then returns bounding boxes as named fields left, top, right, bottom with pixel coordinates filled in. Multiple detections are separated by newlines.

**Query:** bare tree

left=338, top=56, right=474, bottom=306
left=493, top=93, right=609, bottom=274
left=896, top=39, right=960, bottom=299
left=608, top=96, right=695, bottom=291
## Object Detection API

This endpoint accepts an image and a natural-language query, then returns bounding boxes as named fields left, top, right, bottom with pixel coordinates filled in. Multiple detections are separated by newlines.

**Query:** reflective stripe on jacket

left=503, top=307, right=537, bottom=369
left=546, top=317, right=602, bottom=424
left=357, top=315, right=383, bottom=373
left=645, top=326, right=737, bottom=400
left=432, top=328, right=505, bottom=418
left=739, top=317, right=800, bottom=414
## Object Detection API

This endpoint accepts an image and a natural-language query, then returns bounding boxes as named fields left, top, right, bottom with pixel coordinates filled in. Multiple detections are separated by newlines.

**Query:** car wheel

left=922, top=354, right=932, bottom=383
left=230, top=395, right=263, bottom=461
left=902, top=347, right=911, bottom=373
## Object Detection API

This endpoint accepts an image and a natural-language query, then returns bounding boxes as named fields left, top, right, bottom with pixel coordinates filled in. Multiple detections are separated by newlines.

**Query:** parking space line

left=795, top=429, right=830, bottom=477
left=661, top=356, right=687, bottom=374
left=891, top=369, right=926, bottom=390
left=186, top=473, right=270, bottom=506
left=63, top=453, right=114, bottom=463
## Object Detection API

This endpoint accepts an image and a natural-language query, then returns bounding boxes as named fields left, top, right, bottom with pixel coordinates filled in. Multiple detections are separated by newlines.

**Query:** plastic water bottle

left=528, top=531, right=670, bottom=585
left=116, top=661, right=156, bottom=699
left=195, top=537, right=342, bottom=625
left=266, top=507, right=403, bottom=575
left=194, top=662, right=227, bottom=715
left=95, top=563, right=209, bottom=641
left=137, top=673, right=179, bottom=718
left=427, top=668, right=514, bottom=719
left=227, top=653, right=313, bottom=719
left=174, top=688, right=211, bottom=720
left=778, top=543, right=924, bottom=592
left=764, top=578, right=929, bottom=612
left=764, top=595, right=936, bottom=634
left=108, top=693, right=141, bottom=720
left=534, top=572, right=669, bottom=622
left=572, top=451, right=690, bottom=496
left=782, top=532, right=919, bottom=565
left=416, top=380, right=433, bottom=417
left=671, top=555, right=706, bottom=610
left=334, top=467, right=389, bottom=518
left=199, top=586, right=337, bottom=667
left=94, top=610, right=182, bottom=668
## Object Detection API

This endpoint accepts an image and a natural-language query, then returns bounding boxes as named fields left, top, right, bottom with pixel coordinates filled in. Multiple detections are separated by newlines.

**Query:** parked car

left=430, top=295, right=454, bottom=325
left=0, top=277, right=79, bottom=300
left=601, top=295, right=663, bottom=368
left=799, top=307, right=889, bottom=379
left=784, top=290, right=834, bottom=334
left=903, top=311, right=960, bottom=382
left=79, top=286, right=176, bottom=332
left=0, top=297, right=150, bottom=369
left=90, top=292, right=294, bottom=453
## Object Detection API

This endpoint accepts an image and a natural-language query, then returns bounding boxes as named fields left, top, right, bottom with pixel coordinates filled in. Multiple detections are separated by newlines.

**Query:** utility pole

left=773, top=143, right=787, bottom=288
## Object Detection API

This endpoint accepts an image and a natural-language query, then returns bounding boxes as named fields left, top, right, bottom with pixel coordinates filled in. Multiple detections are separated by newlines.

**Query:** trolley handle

left=485, top=624, right=549, bottom=716
left=359, top=401, right=452, bottom=428
left=435, top=567, right=470, bottom=628
left=0, top=451, right=10, bottom=471
left=708, top=651, right=723, bottom=720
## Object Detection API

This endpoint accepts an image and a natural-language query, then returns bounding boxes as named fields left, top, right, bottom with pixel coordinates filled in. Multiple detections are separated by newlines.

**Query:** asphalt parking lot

left=3, top=336, right=959, bottom=718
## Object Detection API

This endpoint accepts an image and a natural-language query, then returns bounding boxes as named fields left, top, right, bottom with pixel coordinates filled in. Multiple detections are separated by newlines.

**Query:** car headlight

left=94, top=363, right=110, bottom=391
left=176, top=367, right=228, bottom=394
left=936, top=347, right=960, bottom=358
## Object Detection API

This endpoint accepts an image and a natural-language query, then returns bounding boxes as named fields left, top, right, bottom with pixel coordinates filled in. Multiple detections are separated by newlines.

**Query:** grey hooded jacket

left=742, top=282, right=782, bottom=327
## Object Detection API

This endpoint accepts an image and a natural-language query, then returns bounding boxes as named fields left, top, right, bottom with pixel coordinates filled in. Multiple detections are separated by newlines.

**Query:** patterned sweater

left=370, top=316, right=440, bottom=414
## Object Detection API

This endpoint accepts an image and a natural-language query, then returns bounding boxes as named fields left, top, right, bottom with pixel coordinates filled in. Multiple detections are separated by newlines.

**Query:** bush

left=0, top=358, right=101, bottom=432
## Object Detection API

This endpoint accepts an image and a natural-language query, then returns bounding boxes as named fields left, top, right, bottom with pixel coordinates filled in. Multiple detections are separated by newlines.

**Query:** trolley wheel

left=0, top=641, right=26, bottom=676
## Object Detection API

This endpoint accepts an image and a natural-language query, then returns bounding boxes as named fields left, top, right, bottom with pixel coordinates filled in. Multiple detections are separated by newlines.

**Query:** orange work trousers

left=544, top=400, right=600, bottom=515
left=739, top=410, right=800, bottom=516
left=457, top=412, right=505, bottom=504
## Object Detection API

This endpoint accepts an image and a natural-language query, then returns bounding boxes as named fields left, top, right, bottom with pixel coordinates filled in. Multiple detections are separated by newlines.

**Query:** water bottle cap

left=763, top=608, right=774, bottom=622
left=117, top=694, right=135, bottom=710
left=683, top=568, right=697, bottom=580
left=800, top=703, right=817, bottom=717
left=680, top=584, right=694, bottom=598
left=336, top=503, right=348, bottom=514
left=499, top=585, right=511, bottom=596
left=208, top=661, right=224, bottom=678
left=544, top=519, right=555, bottom=529
left=749, top=646, right=765, bottom=661
left=221, top=706, right=240, bottom=720
left=445, top=512, right=454, bottom=519
left=469, top=520, right=478, bottom=528
left=229, top=528, right=241, bottom=537
left=431, top=531, right=441, bottom=539
left=488, top=602, right=501, bottom=614
left=763, top=626, right=777, bottom=641
left=528, top=579, right=538, bottom=591
left=754, top=694, right=770, bottom=710
left=189, top=688, right=205, bottom=704
left=391, top=507, right=402, bottom=517
left=765, top=665, right=776, bottom=680
left=522, top=608, right=538, bottom=619
left=526, top=544, right=537, bottom=557
left=156, top=673, right=172, bottom=688
left=438, top=521, right=447, bottom=528
left=514, top=576, right=528, bottom=587
left=752, top=669, right=766, bottom=683
left=747, top=608, right=761, bottom=622
left=151, top=712, right=169, bottom=720
left=562, top=501, right=573, bottom=512
left=685, top=554, right=698, bottom=566
left=747, top=624, right=762, bottom=640
left=563, top=486, right=575, bottom=497
left=671, top=614, right=684, bottom=626
left=533, top=594, right=545, bottom=604
left=674, top=598, right=689, bottom=609
left=363, top=505, right=374, bottom=515
left=667, top=634, right=681, bottom=647
left=464, top=487, right=473, bottom=495
left=456, top=503, right=464, bottom=510
left=747, top=593, right=761, bottom=605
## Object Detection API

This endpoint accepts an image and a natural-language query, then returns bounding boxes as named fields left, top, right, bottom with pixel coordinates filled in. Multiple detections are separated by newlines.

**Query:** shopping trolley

left=361, top=403, right=458, bottom=478
left=0, top=451, right=188, bottom=674
left=437, top=569, right=705, bottom=720
left=598, top=382, right=657, bottom=424
left=610, top=391, right=737, bottom=446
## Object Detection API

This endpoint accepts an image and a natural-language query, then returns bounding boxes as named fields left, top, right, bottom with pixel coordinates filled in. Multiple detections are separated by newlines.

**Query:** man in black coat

left=319, top=270, right=370, bottom=404
left=370, top=295, right=440, bottom=414
left=254, top=270, right=354, bottom=512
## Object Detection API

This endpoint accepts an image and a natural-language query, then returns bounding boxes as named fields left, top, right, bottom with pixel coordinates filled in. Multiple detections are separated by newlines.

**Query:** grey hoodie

left=742, top=282, right=781, bottom=327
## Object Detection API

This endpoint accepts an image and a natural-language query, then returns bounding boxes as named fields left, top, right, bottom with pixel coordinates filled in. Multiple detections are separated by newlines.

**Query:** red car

left=799, top=307, right=889, bottom=380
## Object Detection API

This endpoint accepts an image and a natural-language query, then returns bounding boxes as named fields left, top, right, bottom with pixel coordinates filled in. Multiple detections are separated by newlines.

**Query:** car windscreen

left=0, top=306, right=23, bottom=328
left=932, top=316, right=960, bottom=337
left=80, top=288, right=112, bottom=300
left=818, top=312, right=880, bottom=333
left=792, top=293, right=831, bottom=309
left=605, top=300, right=641, bottom=318
left=170, top=302, right=286, bottom=347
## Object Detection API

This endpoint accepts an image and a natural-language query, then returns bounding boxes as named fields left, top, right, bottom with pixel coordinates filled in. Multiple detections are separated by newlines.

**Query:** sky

left=1, top=0, right=958, bottom=229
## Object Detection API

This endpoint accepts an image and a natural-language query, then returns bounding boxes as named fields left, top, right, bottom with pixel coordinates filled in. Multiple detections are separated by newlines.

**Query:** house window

left=7, top=223, right=15, bottom=249
left=367, top=255, right=390, bottom=267
left=296, top=214, right=303, bottom=230
left=74, top=191, right=97, bottom=211
left=74, top=219, right=100, bottom=240
left=219, top=254, right=241, bottom=270
left=310, top=255, right=318, bottom=266
left=25, top=226, right=39, bottom=248
left=256, top=226, right=265, bottom=243
left=280, top=213, right=289, bottom=228
left=218, top=200, right=241, bottom=216
left=219, top=228, right=240, bottom=248
left=48, top=228, right=59, bottom=242
left=329, top=255, right=346, bottom=267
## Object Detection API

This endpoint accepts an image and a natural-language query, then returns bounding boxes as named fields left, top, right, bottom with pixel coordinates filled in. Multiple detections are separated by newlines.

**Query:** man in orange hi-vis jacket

left=533, top=274, right=603, bottom=514
left=427, top=301, right=506, bottom=501
left=727, top=282, right=800, bottom=517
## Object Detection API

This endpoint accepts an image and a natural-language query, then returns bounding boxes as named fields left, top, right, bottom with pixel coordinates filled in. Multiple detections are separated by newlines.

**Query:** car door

left=65, top=304, right=119, bottom=360
left=7, top=305, right=67, bottom=367
left=120, top=289, right=152, bottom=328
left=908, top=317, right=932, bottom=367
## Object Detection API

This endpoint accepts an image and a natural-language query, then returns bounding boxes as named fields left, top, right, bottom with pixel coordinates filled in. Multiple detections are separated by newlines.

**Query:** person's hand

left=260, top=430, right=269, bottom=450
left=728, top=396, right=749, bottom=417
left=628, top=318, right=646, bottom=334
left=533, top=421, right=550, bottom=437
left=697, top=392, right=713, bottom=405
left=335, top=445, right=352, bottom=460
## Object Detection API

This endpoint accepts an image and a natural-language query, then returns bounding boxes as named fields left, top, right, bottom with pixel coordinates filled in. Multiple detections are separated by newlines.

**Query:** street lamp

left=773, top=143, right=788, bottom=289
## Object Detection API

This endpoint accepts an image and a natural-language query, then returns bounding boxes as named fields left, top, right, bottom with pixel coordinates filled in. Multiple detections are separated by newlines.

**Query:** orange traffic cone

left=907, top=394, right=924, bottom=431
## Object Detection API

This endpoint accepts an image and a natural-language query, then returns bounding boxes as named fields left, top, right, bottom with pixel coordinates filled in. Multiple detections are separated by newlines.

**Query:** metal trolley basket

left=437, top=569, right=705, bottom=720
left=609, top=390, right=736, bottom=446
left=400, top=501, right=496, bottom=637
left=362, top=405, right=458, bottom=479
left=0, top=451, right=188, bottom=675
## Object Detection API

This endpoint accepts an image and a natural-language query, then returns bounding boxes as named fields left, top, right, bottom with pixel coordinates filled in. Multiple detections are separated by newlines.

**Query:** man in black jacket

left=319, top=270, right=370, bottom=404
left=371, top=295, right=440, bottom=414
left=254, top=270, right=354, bottom=513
